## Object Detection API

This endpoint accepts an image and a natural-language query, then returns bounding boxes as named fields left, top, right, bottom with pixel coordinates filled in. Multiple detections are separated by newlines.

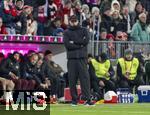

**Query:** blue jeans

left=6, top=27, right=16, bottom=35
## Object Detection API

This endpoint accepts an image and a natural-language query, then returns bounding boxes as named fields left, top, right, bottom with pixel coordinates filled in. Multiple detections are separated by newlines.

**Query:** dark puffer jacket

left=63, top=25, right=90, bottom=59
left=0, top=55, right=20, bottom=79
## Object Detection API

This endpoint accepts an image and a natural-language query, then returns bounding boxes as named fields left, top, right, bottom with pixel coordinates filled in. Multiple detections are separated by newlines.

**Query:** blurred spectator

left=47, top=17, right=63, bottom=36
left=16, top=5, right=33, bottom=35
left=130, top=12, right=150, bottom=41
left=0, top=17, right=8, bottom=34
left=101, top=5, right=112, bottom=34
left=84, top=0, right=101, bottom=10
left=99, top=28, right=108, bottom=53
left=111, top=0, right=121, bottom=12
left=91, top=6, right=101, bottom=40
left=115, top=31, right=127, bottom=41
left=14, top=0, right=24, bottom=34
left=81, top=4, right=90, bottom=22
left=24, top=0, right=45, bottom=7
left=61, top=0, right=73, bottom=28
left=23, top=0, right=46, bottom=20
left=2, top=0, right=17, bottom=34
left=100, top=0, right=111, bottom=13
left=147, top=13, right=150, bottom=34
left=99, top=28, right=107, bottom=41
left=37, top=3, right=47, bottom=35
left=47, top=0, right=57, bottom=21
left=26, top=17, right=37, bottom=35
left=140, top=0, right=150, bottom=13
left=15, top=0, right=24, bottom=16
left=82, top=15, right=93, bottom=33
left=110, top=10, right=124, bottom=36
left=0, top=1, right=3, bottom=17
left=54, top=0, right=62, bottom=8
left=107, top=34, right=116, bottom=58
left=130, top=2, right=145, bottom=26
left=115, top=31, right=128, bottom=57
left=53, top=28, right=64, bottom=36
left=121, top=5, right=131, bottom=33
left=72, top=1, right=82, bottom=21
left=117, top=0, right=126, bottom=6
left=0, top=52, right=4, bottom=63
left=126, top=0, right=137, bottom=13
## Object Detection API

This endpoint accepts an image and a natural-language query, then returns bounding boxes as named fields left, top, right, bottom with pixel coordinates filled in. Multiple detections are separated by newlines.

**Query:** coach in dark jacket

left=64, top=15, right=94, bottom=106
left=64, top=18, right=89, bottom=59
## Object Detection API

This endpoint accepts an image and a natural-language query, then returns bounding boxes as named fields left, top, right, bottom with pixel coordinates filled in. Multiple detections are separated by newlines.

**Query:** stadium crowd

left=0, top=0, right=150, bottom=105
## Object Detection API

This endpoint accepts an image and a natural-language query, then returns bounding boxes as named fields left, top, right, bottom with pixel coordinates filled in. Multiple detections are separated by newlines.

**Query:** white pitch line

left=50, top=104, right=150, bottom=109
left=50, top=109, right=150, bottom=114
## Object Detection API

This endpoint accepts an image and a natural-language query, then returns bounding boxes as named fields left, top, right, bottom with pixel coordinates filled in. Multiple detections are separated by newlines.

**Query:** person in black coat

left=63, top=15, right=94, bottom=106
left=101, top=6, right=113, bottom=34
left=20, top=53, right=39, bottom=90
left=0, top=52, right=20, bottom=103
left=0, top=52, right=21, bottom=87
left=44, top=50, right=65, bottom=103
left=36, top=52, right=56, bottom=90
left=36, top=58, right=50, bottom=89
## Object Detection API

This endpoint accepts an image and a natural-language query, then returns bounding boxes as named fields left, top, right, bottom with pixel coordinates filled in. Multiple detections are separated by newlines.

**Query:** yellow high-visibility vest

left=118, top=58, right=139, bottom=80
left=91, top=59, right=111, bottom=80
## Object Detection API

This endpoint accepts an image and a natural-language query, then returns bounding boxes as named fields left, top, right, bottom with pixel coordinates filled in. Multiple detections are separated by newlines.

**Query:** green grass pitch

left=50, top=103, right=150, bottom=115
left=1, top=103, right=150, bottom=115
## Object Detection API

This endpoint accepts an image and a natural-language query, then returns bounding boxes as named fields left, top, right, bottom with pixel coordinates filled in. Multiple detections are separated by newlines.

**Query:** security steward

left=89, top=53, right=116, bottom=95
left=117, top=48, right=145, bottom=90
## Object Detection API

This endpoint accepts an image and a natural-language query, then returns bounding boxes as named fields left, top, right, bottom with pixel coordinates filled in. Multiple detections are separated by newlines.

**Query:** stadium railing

left=88, top=41, right=150, bottom=59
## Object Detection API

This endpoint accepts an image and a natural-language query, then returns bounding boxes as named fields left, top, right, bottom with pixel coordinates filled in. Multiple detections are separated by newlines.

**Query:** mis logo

left=5, top=92, right=47, bottom=111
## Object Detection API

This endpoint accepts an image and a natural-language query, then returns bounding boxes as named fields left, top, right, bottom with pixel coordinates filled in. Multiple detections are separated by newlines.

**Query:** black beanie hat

left=100, top=53, right=108, bottom=61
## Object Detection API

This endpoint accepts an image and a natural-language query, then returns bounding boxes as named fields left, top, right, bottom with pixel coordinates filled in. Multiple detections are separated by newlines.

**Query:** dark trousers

left=145, top=61, right=150, bottom=84
left=57, top=76, right=65, bottom=98
left=67, top=59, right=91, bottom=102
left=50, top=76, right=60, bottom=96
left=118, top=75, right=145, bottom=92
left=91, top=78, right=116, bottom=94
left=13, top=79, right=36, bottom=90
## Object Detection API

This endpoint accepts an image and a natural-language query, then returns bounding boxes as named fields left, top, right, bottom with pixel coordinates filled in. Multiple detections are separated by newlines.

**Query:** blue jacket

left=130, top=21, right=150, bottom=42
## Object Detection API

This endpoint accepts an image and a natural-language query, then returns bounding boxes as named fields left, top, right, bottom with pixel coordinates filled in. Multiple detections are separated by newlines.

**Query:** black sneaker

left=84, top=101, right=95, bottom=106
